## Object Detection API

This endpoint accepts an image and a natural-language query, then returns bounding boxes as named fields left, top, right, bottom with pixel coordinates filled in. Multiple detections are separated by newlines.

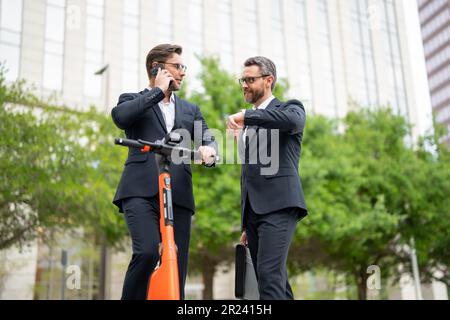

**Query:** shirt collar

left=253, top=95, right=275, bottom=110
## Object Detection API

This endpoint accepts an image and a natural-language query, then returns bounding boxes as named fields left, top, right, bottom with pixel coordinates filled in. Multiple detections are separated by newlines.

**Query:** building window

left=156, top=0, right=173, bottom=43
left=435, top=103, right=450, bottom=123
left=294, top=0, right=313, bottom=104
left=431, top=85, right=450, bottom=108
left=122, top=0, right=140, bottom=92
left=0, top=0, right=23, bottom=81
left=349, top=0, right=378, bottom=107
left=428, top=64, right=450, bottom=91
left=84, top=0, right=104, bottom=98
left=245, top=0, right=259, bottom=55
left=316, top=0, right=338, bottom=118
left=380, top=0, right=409, bottom=118
left=423, top=24, right=450, bottom=57
left=272, top=0, right=287, bottom=78
left=187, top=0, right=203, bottom=92
left=43, top=0, right=66, bottom=91
left=218, top=0, right=233, bottom=70
left=418, top=0, right=448, bottom=24
left=420, top=7, right=450, bottom=40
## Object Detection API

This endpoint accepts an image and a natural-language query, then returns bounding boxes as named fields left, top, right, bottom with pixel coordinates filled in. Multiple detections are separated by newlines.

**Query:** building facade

left=0, top=0, right=434, bottom=137
left=417, top=0, right=450, bottom=144
left=0, top=0, right=441, bottom=300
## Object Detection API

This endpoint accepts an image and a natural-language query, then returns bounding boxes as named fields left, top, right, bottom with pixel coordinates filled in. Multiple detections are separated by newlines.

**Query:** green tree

left=403, top=124, right=450, bottom=288
left=290, top=108, right=450, bottom=299
left=0, top=68, right=127, bottom=251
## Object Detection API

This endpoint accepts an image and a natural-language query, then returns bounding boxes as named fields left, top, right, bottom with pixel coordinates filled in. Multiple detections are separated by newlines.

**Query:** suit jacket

left=111, top=87, right=215, bottom=213
left=240, top=98, right=308, bottom=223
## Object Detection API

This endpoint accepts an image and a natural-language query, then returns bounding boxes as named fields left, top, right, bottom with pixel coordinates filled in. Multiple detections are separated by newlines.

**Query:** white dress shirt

left=148, top=87, right=175, bottom=132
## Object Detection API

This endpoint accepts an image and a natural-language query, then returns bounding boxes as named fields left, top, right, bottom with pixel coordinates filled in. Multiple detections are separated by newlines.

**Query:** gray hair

left=244, top=56, right=277, bottom=90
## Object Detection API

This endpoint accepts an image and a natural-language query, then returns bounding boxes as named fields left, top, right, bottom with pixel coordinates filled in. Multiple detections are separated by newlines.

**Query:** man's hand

left=240, top=231, right=248, bottom=246
left=227, top=110, right=245, bottom=130
left=155, top=68, right=175, bottom=92
left=198, top=145, right=216, bottom=165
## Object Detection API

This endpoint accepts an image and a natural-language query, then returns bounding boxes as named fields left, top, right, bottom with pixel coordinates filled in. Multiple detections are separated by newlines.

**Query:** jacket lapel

left=142, top=89, right=167, bottom=133
left=173, top=94, right=183, bottom=131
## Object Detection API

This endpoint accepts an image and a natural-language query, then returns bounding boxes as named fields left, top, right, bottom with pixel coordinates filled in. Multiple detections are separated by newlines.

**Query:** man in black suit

left=111, top=44, right=216, bottom=300
left=227, top=56, right=307, bottom=300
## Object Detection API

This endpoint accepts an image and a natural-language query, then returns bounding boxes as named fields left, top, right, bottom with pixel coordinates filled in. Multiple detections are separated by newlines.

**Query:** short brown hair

left=146, top=44, right=183, bottom=79
left=244, top=56, right=277, bottom=90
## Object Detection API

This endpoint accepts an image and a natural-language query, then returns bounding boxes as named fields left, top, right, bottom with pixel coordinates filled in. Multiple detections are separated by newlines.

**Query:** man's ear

left=267, top=76, right=274, bottom=89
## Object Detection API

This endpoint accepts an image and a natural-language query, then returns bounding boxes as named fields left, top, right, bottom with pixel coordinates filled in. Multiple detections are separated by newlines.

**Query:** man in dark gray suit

left=111, top=44, right=216, bottom=300
left=227, top=56, right=307, bottom=300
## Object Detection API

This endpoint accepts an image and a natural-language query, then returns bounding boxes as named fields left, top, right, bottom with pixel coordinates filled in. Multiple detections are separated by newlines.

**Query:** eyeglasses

left=238, top=75, right=270, bottom=85
left=157, top=62, right=187, bottom=72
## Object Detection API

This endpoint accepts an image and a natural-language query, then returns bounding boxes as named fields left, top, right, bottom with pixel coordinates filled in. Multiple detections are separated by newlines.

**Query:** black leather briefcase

left=235, top=243, right=259, bottom=300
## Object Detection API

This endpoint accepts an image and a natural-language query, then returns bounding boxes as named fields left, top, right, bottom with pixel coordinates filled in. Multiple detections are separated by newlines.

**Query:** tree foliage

left=291, top=108, right=450, bottom=299
left=0, top=68, right=127, bottom=251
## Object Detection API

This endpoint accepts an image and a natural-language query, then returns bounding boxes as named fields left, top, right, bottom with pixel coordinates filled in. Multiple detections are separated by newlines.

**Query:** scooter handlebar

left=115, top=137, right=144, bottom=149
left=115, top=137, right=215, bottom=162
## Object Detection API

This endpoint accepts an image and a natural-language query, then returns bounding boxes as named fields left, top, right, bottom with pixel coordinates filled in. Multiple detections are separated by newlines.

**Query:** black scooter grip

left=115, top=138, right=144, bottom=149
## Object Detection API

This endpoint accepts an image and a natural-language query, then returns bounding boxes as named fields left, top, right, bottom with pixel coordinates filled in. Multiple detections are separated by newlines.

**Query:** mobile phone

left=151, top=63, right=174, bottom=90
left=151, top=63, right=165, bottom=77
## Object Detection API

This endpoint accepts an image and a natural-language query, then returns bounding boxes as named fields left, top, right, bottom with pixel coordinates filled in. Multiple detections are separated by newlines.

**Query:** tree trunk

left=201, top=258, right=216, bottom=300
left=355, top=269, right=368, bottom=300
left=357, top=281, right=367, bottom=300
left=33, top=238, right=43, bottom=300
left=97, top=232, right=110, bottom=300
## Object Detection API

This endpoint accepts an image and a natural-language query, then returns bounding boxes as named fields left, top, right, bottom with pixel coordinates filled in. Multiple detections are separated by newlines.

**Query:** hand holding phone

left=153, top=64, right=174, bottom=92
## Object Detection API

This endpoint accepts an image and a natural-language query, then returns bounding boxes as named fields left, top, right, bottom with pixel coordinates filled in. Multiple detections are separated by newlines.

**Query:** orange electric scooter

left=115, top=132, right=203, bottom=300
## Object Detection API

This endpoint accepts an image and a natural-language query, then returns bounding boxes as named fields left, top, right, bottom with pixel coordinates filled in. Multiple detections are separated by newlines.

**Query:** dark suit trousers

left=244, top=198, right=298, bottom=300
left=120, top=196, right=192, bottom=300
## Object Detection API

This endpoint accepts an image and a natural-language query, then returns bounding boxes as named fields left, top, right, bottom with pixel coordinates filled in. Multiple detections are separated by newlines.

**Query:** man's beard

left=245, top=87, right=264, bottom=104
left=169, top=81, right=180, bottom=92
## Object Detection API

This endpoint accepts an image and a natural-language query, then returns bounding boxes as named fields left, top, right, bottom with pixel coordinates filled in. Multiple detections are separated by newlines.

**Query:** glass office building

left=0, top=0, right=439, bottom=300
left=0, top=0, right=433, bottom=137
left=418, top=0, right=450, bottom=144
